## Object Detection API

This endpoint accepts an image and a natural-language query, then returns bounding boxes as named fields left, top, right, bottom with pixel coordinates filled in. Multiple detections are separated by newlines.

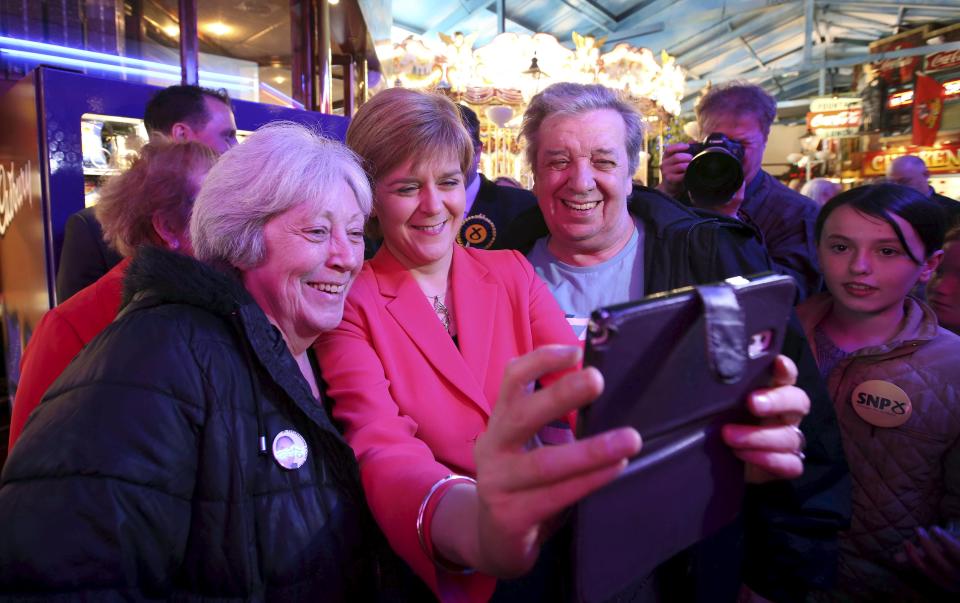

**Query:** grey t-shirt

left=526, top=220, right=645, bottom=340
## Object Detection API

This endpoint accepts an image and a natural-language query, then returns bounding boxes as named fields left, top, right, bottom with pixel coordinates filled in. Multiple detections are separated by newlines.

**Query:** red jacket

left=8, top=258, right=129, bottom=450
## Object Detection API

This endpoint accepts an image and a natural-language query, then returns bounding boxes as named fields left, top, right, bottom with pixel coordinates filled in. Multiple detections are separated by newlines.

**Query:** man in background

left=887, top=154, right=960, bottom=227
left=56, top=86, right=236, bottom=301
left=504, top=82, right=849, bottom=603
left=455, top=104, right=537, bottom=250
left=660, top=83, right=822, bottom=300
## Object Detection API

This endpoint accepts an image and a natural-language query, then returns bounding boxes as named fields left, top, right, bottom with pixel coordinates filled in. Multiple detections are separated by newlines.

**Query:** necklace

left=431, top=295, right=451, bottom=332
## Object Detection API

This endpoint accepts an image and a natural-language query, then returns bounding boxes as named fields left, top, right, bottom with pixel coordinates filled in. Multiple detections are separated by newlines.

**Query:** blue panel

left=35, top=67, right=349, bottom=283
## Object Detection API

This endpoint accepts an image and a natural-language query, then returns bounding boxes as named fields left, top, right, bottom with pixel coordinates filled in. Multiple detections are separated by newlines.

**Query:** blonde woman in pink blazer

left=315, top=88, right=809, bottom=602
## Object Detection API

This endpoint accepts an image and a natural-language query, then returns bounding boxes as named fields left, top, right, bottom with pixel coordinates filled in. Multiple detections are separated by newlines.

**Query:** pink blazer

left=314, top=244, right=577, bottom=601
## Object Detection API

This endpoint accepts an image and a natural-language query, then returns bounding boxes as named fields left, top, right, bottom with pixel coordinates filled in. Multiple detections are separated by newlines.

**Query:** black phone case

left=574, top=273, right=796, bottom=603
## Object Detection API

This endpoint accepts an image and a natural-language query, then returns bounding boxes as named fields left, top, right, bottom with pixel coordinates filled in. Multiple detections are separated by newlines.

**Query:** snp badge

left=458, top=214, right=497, bottom=249
left=851, top=380, right=913, bottom=428
left=272, top=430, right=309, bottom=470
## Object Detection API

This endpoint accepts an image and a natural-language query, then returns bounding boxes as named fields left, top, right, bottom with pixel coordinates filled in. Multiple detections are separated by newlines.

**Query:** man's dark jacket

left=56, top=206, right=123, bottom=302
left=738, top=171, right=823, bottom=301
left=931, top=190, right=960, bottom=229
left=0, top=248, right=413, bottom=601
left=458, top=174, right=538, bottom=250
left=502, top=186, right=851, bottom=603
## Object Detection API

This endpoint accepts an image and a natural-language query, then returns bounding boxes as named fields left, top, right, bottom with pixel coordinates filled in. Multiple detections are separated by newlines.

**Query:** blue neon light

left=0, top=48, right=252, bottom=92
left=0, top=35, right=255, bottom=85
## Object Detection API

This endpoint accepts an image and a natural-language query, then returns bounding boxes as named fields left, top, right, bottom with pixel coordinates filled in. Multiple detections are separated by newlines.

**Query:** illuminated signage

left=806, top=107, right=863, bottom=137
left=887, top=79, right=960, bottom=108
left=863, top=143, right=960, bottom=176
left=0, top=160, right=32, bottom=236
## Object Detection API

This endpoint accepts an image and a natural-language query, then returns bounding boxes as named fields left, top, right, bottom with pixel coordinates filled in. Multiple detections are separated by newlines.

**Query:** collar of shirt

left=464, top=172, right=482, bottom=215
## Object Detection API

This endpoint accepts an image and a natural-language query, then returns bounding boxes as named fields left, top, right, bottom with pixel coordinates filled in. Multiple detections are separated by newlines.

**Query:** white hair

left=191, top=122, right=372, bottom=269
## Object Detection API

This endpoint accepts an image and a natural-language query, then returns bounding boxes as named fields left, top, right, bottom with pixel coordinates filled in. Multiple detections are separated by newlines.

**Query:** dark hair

left=143, top=85, right=231, bottom=135
left=456, top=103, right=482, bottom=147
left=815, top=183, right=946, bottom=264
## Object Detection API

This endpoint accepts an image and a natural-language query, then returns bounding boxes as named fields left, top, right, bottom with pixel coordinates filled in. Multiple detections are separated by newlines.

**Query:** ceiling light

left=163, top=25, right=179, bottom=38
left=274, top=76, right=286, bottom=84
left=204, top=22, right=233, bottom=37
left=329, top=0, right=340, bottom=5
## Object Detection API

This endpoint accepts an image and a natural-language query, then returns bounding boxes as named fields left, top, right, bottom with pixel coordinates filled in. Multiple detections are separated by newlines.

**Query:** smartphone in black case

left=575, top=273, right=796, bottom=603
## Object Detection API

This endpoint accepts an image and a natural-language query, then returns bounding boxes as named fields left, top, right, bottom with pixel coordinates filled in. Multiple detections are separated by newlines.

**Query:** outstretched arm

left=431, top=345, right=642, bottom=577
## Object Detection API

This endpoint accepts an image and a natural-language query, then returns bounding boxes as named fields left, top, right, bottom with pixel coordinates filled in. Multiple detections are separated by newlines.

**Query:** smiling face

left=242, top=180, right=365, bottom=348
left=699, top=111, right=767, bottom=186
left=927, top=240, right=960, bottom=332
left=375, top=155, right=465, bottom=272
left=532, top=108, right=635, bottom=265
left=818, top=204, right=939, bottom=320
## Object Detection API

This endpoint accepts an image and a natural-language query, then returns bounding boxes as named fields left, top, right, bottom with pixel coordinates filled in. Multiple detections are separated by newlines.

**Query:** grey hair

left=695, top=82, right=777, bottom=137
left=521, top=82, right=646, bottom=175
left=191, top=121, right=372, bottom=269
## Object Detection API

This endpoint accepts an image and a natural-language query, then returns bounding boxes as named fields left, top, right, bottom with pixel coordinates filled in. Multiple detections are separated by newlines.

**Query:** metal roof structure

left=391, top=0, right=960, bottom=113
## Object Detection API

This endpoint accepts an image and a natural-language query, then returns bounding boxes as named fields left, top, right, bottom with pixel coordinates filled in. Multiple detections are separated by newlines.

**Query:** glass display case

left=81, top=114, right=148, bottom=206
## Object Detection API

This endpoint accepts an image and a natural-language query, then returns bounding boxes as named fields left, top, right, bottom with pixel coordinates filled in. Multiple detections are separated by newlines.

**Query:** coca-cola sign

left=806, top=108, right=863, bottom=137
left=925, top=49, right=960, bottom=73
left=870, top=27, right=929, bottom=86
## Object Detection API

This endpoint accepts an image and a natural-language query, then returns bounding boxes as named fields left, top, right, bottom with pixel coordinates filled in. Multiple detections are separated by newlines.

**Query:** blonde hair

left=191, top=122, right=371, bottom=269
left=95, top=140, right=217, bottom=256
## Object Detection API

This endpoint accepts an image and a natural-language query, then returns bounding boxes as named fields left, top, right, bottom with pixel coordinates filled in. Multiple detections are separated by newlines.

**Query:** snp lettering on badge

left=856, top=392, right=908, bottom=415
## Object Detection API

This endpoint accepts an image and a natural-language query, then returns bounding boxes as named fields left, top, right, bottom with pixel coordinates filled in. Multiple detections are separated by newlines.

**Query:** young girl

left=798, top=184, right=960, bottom=601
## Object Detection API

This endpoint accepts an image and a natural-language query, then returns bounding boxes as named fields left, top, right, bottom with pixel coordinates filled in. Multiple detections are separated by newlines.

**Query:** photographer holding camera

left=659, top=83, right=822, bottom=301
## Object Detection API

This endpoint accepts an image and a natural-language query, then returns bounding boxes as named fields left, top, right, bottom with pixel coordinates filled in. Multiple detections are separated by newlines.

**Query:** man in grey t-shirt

left=526, top=217, right=643, bottom=339
left=509, top=81, right=846, bottom=603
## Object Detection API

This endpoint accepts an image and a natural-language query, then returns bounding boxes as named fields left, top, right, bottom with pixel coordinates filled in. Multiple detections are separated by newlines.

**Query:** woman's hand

left=472, top=345, right=642, bottom=578
left=721, top=355, right=809, bottom=483
left=905, top=526, right=960, bottom=592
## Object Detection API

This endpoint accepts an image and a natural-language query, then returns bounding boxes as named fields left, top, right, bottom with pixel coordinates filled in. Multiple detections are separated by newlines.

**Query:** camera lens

left=684, top=148, right=744, bottom=207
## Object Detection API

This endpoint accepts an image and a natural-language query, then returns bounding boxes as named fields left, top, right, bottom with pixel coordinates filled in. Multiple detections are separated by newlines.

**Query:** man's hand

left=721, top=355, right=809, bottom=483
left=657, top=142, right=692, bottom=198
left=472, top=345, right=642, bottom=577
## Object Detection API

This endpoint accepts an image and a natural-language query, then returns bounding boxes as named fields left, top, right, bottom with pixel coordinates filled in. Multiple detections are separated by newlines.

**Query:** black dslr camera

left=683, top=133, right=745, bottom=207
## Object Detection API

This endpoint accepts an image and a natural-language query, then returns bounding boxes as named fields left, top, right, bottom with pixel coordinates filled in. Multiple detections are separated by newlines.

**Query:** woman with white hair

left=0, top=123, right=393, bottom=600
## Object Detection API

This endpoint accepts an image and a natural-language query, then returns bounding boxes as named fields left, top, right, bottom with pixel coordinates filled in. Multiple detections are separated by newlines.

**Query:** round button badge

left=851, top=380, right=913, bottom=428
left=272, top=430, right=309, bottom=470
left=457, top=214, right=497, bottom=249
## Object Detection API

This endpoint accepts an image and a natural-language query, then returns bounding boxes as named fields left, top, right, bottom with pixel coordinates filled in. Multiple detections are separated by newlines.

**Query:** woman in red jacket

left=8, top=140, right=217, bottom=450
